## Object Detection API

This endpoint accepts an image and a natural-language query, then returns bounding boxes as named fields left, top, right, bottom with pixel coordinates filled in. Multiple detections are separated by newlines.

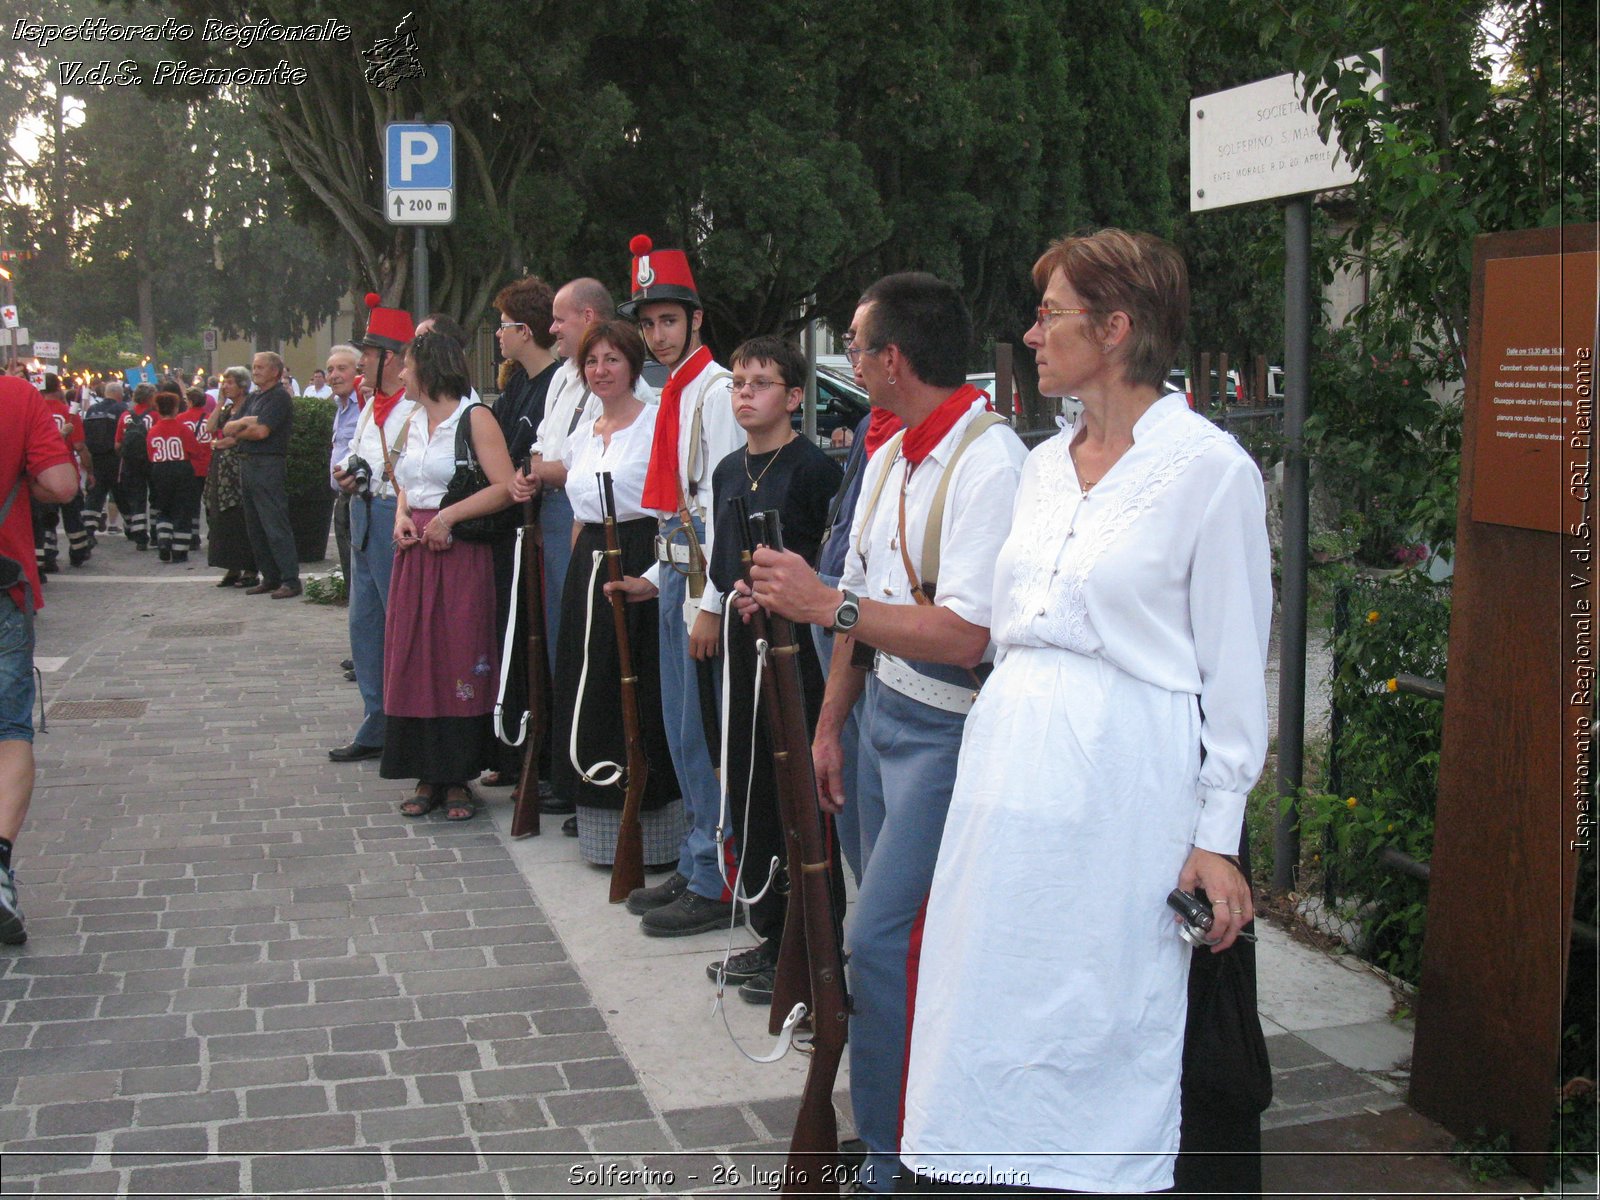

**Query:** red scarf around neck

left=371, top=386, right=406, bottom=433
left=641, top=343, right=713, bottom=511
left=900, top=383, right=988, bottom=466
left=863, top=407, right=903, bottom=457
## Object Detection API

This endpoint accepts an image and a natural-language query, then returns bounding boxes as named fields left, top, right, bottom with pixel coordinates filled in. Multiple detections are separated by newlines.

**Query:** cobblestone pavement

left=2, top=540, right=802, bottom=1195
left=0, top=532, right=1537, bottom=1199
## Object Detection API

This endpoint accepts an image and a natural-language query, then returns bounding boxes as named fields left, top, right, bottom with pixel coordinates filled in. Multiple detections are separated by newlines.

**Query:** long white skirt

left=901, top=644, right=1202, bottom=1195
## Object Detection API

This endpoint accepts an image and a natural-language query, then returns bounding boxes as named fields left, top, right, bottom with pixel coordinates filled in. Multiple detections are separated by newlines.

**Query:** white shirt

left=304, top=383, right=334, bottom=400
left=840, top=397, right=1027, bottom=634
left=535, top=359, right=656, bottom=472
left=563, top=403, right=659, bottom=524
left=393, top=399, right=478, bottom=511
left=342, top=392, right=416, bottom=500
left=991, top=392, right=1272, bottom=851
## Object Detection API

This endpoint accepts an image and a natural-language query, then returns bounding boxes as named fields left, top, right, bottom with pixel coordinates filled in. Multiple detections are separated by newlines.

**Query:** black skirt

left=205, top=502, right=256, bottom=572
left=381, top=714, right=494, bottom=786
left=550, top=518, right=680, bottom=812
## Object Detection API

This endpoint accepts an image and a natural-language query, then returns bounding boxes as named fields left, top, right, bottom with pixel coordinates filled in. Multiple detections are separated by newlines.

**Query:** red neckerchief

left=863, top=406, right=903, bottom=457
left=641, top=343, right=713, bottom=511
left=900, top=384, right=988, bottom=466
left=371, top=386, right=406, bottom=432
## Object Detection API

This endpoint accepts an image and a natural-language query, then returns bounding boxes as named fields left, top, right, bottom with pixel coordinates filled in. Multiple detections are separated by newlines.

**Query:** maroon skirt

left=382, top=509, right=498, bottom=719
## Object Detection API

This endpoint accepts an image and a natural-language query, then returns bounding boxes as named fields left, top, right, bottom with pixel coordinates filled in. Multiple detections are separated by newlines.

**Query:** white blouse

left=990, top=392, right=1272, bottom=852
left=393, top=400, right=476, bottom=510
left=563, top=402, right=659, bottom=524
left=342, top=395, right=417, bottom=500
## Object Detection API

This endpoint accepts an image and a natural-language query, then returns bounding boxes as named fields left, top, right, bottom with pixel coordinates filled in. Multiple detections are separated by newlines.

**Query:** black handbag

left=440, top=403, right=519, bottom=544
left=1182, top=926, right=1273, bottom=1113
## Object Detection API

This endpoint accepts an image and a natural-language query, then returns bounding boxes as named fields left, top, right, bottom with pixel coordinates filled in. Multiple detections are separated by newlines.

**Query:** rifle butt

left=784, top=1050, right=843, bottom=1198
left=508, top=774, right=541, bottom=838
left=608, top=817, right=646, bottom=903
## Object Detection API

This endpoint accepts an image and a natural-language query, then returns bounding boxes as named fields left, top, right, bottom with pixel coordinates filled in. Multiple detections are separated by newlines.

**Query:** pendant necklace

left=744, top=435, right=793, bottom=492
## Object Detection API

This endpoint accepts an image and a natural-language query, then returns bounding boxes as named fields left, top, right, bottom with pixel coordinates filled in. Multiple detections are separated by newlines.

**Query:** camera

left=346, top=455, right=374, bottom=497
left=1166, top=888, right=1215, bottom=947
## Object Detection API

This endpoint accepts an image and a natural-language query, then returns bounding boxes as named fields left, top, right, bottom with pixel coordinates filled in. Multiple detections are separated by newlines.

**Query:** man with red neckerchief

left=327, top=294, right=415, bottom=764
left=607, top=235, right=743, bottom=936
left=742, top=273, right=1026, bottom=1193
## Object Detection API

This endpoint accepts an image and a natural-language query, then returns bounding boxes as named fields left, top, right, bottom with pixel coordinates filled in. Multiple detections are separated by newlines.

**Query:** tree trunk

left=138, top=271, right=156, bottom=360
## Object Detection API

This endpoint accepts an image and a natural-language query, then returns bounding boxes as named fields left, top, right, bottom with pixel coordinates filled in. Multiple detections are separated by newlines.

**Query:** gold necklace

left=744, top=435, right=793, bottom=492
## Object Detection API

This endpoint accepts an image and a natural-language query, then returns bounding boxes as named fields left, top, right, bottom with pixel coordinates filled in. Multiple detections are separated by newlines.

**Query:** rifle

left=735, top=500, right=850, bottom=1196
left=509, top=489, right=549, bottom=838
left=600, top=471, right=649, bottom=903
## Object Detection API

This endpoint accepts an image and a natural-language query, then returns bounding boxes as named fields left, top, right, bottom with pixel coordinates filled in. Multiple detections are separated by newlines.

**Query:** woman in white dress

left=899, top=230, right=1272, bottom=1196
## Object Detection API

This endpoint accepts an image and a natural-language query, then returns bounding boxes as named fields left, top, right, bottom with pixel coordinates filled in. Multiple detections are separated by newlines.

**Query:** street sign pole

left=384, top=119, right=454, bottom=321
left=414, top=225, right=428, bottom=319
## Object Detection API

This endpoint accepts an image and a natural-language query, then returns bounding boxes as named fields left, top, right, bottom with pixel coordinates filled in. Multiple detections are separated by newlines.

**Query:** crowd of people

left=1, top=226, right=1273, bottom=1196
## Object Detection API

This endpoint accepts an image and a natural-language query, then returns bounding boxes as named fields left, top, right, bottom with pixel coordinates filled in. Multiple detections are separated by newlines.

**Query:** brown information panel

left=1470, top=251, right=1597, bottom=532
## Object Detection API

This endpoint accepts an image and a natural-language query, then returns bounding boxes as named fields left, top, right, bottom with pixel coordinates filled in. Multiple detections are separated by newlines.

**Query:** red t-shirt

left=147, top=417, right=205, bottom=468
left=45, top=396, right=85, bottom=455
left=177, top=408, right=214, bottom=475
left=1, top=377, right=73, bottom=612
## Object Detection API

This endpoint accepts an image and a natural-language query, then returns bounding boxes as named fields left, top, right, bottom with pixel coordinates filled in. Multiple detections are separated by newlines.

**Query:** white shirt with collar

left=535, top=359, right=656, bottom=472
left=840, top=395, right=1027, bottom=636
left=342, top=391, right=416, bottom=501
left=304, top=383, right=334, bottom=400
left=393, top=399, right=474, bottom=510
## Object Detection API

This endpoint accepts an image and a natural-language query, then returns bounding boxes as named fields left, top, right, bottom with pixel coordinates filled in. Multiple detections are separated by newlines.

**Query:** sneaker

left=0, top=865, right=26, bottom=945
left=640, top=890, right=741, bottom=938
left=738, top=966, right=775, bottom=1005
left=706, top=940, right=777, bottom=986
left=625, top=870, right=688, bottom=916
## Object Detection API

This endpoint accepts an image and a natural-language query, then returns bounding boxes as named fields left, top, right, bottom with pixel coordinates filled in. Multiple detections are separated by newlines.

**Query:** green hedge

left=285, top=395, right=335, bottom=497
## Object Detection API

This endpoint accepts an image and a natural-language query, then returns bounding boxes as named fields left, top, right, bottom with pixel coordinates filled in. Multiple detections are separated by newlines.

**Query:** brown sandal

left=443, top=786, right=477, bottom=822
left=400, top=786, right=440, bottom=818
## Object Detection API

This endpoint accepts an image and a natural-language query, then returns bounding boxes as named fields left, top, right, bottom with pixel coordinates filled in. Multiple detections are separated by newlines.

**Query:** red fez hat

left=359, top=292, right=415, bottom=352
left=618, top=234, right=702, bottom=317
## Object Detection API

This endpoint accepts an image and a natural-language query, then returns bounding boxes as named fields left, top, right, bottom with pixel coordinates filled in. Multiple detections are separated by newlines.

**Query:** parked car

left=790, top=364, right=871, bottom=447
left=1174, top=368, right=1244, bottom=409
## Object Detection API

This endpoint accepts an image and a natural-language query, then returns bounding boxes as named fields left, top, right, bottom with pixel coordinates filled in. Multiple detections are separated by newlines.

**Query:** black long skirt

left=550, top=518, right=679, bottom=813
left=206, top=503, right=256, bottom=572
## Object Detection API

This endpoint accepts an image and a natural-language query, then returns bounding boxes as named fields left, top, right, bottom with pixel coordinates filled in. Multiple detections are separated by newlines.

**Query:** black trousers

left=85, top=451, right=119, bottom=526
left=150, top=463, right=196, bottom=553
left=118, top=462, right=150, bottom=544
left=238, top=455, right=298, bottom=588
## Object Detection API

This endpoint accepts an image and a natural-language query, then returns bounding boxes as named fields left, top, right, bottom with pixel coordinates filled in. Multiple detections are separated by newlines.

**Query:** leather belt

left=874, top=652, right=976, bottom=716
left=654, top=536, right=692, bottom=566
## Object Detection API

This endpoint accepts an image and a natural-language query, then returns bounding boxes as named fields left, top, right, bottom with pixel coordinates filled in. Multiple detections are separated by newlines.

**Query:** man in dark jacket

left=221, top=351, right=299, bottom=598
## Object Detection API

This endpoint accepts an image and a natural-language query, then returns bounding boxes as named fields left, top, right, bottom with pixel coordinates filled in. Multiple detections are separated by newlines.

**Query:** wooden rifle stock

left=600, top=472, right=649, bottom=902
left=737, top=502, right=850, bottom=1197
left=509, top=493, right=549, bottom=838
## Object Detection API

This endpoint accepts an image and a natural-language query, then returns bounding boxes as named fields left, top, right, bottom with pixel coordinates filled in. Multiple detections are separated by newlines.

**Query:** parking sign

left=384, top=122, right=455, bottom=225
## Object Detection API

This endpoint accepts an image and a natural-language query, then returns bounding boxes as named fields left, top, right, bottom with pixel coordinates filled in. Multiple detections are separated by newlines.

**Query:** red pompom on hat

left=359, top=291, right=415, bottom=352
left=619, top=232, right=701, bottom=317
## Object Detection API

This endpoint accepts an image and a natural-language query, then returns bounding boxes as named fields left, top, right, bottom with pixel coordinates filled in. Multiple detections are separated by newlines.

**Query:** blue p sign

left=385, top=123, right=454, bottom=190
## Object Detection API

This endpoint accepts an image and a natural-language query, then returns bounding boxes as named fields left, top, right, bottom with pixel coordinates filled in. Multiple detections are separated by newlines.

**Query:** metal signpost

left=1189, top=55, right=1380, bottom=892
left=384, top=120, right=455, bottom=318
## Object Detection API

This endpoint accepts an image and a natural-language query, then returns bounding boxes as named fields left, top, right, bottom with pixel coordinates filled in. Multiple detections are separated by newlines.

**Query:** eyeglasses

left=1035, top=305, right=1096, bottom=328
left=498, top=320, right=526, bottom=331
left=730, top=378, right=785, bottom=396
left=843, top=344, right=881, bottom=364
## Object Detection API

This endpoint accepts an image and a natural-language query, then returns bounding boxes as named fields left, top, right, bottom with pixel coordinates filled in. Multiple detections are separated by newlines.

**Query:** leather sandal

left=399, top=786, right=440, bottom=818
left=443, top=786, right=477, bottom=822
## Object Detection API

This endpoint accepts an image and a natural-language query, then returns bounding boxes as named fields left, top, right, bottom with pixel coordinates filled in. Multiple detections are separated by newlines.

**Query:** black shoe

left=69, top=551, right=90, bottom=566
left=561, top=815, right=578, bottom=837
left=340, top=659, right=354, bottom=671
left=540, top=794, right=575, bottom=815
left=625, top=870, right=688, bottom=916
left=217, top=573, right=241, bottom=588
left=343, top=669, right=357, bottom=681
left=158, top=546, right=171, bottom=562
left=640, top=890, right=741, bottom=938
left=41, top=558, right=59, bottom=573
left=236, top=575, right=259, bottom=588
left=706, top=940, right=778, bottom=986
left=135, top=541, right=148, bottom=551
left=839, top=1138, right=868, bottom=1181
left=738, top=966, right=775, bottom=1005
left=170, top=551, right=187, bottom=564
left=328, top=742, right=382, bottom=762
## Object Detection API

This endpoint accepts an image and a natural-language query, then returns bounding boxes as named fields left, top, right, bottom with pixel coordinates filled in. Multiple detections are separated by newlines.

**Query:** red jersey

left=116, top=401, right=156, bottom=448
left=147, top=416, right=205, bottom=467
left=45, top=395, right=85, bottom=455
left=177, top=407, right=214, bottom=475
left=1, top=377, right=73, bottom=611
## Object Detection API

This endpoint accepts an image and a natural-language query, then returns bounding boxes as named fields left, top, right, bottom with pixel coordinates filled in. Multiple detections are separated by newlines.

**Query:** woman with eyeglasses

left=898, top=230, right=1272, bottom=1196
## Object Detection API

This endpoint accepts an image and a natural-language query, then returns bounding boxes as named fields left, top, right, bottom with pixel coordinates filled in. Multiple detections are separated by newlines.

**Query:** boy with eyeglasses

left=699, top=336, right=842, bottom=1000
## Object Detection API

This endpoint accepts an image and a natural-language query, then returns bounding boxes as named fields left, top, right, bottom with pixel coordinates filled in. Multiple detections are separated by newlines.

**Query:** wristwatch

left=830, top=589, right=861, bottom=634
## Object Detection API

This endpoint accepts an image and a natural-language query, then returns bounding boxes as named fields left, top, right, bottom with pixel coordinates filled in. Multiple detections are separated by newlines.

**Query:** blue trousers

left=348, top=496, right=397, bottom=749
left=658, top=517, right=724, bottom=899
left=813, top=571, right=864, bottom=886
left=539, top=487, right=574, bottom=647
left=849, top=667, right=970, bottom=1193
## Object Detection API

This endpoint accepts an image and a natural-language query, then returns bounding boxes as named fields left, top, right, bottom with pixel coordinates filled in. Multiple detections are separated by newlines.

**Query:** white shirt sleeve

left=1188, top=455, right=1273, bottom=854
left=930, top=440, right=1027, bottom=629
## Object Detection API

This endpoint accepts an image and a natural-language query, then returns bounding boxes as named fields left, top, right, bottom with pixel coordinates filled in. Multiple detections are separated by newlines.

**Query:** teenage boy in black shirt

left=700, top=336, right=842, bottom=1002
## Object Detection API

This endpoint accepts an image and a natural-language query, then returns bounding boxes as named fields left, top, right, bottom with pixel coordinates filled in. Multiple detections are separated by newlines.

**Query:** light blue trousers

left=348, top=496, right=396, bottom=749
